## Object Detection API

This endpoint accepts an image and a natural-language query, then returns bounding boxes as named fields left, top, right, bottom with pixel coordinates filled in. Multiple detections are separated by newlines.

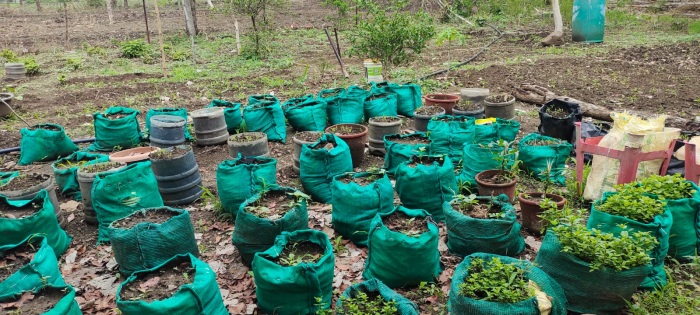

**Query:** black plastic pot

left=413, top=107, right=446, bottom=132
left=150, top=145, right=204, bottom=206
left=538, top=99, right=582, bottom=143
left=190, top=107, right=228, bottom=146
left=228, top=132, right=270, bottom=158
left=149, top=115, right=186, bottom=148
left=452, top=106, right=485, bottom=119
left=0, top=174, right=65, bottom=228
left=483, top=95, right=516, bottom=120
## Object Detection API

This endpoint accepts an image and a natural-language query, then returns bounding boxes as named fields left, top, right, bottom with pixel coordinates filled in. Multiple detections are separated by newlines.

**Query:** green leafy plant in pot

left=517, top=159, right=567, bottom=235
left=474, top=140, right=519, bottom=202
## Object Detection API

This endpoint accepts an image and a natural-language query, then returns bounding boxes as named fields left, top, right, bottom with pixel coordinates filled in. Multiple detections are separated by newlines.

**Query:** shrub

left=597, top=186, right=667, bottom=223
left=1, top=49, right=18, bottom=63
left=65, top=57, right=82, bottom=71
left=86, top=45, right=106, bottom=57
left=635, top=174, right=696, bottom=200
left=22, top=57, right=40, bottom=75
left=459, top=257, right=533, bottom=303
left=317, top=291, right=399, bottom=315
left=119, top=39, right=151, bottom=58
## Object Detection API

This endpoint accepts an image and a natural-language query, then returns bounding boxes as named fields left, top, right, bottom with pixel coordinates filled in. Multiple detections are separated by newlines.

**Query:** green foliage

left=119, top=39, right=151, bottom=59
left=22, top=57, right=40, bottom=75
left=563, top=159, right=590, bottom=204
left=224, top=0, right=287, bottom=58
left=316, top=291, right=399, bottom=315
left=690, top=20, right=700, bottom=35
left=0, top=49, right=18, bottom=63
left=635, top=174, right=697, bottom=200
left=459, top=257, right=534, bottom=303
left=164, top=45, right=191, bottom=61
left=86, top=0, right=103, bottom=8
left=85, top=45, right=107, bottom=57
left=65, top=57, right=82, bottom=71
left=436, top=27, right=467, bottom=46
left=597, top=187, right=667, bottom=223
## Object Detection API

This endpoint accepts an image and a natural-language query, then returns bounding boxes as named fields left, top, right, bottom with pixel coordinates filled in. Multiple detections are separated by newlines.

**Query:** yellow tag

left=475, top=118, right=497, bottom=125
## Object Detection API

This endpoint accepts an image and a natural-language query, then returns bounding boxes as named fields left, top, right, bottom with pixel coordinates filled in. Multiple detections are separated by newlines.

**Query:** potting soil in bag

left=281, top=94, right=314, bottom=110
left=208, top=99, right=244, bottom=134
left=0, top=191, right=71, bottom=256
left=588, top=193, right=672, bottom=290
left=534, top=231, right=651, bottom=314
left=664, top=181, right=700, bottom=260
left=371, top=82, right=421, bottom=117
left=216, top=155, right=277, bottom=216
left=232, top=187, right=309, bottom=265
left=0, top=235, right=66, bottom=296
left=331, top=172, right=394, bottom=246
left=538, top=98, right=582, bottom=142
left=52, top=152, right=110, bottom=200
left=0, top=285, right=82, bottom=315
left=107, top=207, right=199, bottom=276
left=459, top=143, right=515, bottom=189
left=248, top=94, right=280, bottom=107
left=145, top=107, right=192, bottom=140
left=473, top=118, right=521, bottom=143
left=394, top=155, right=457, bottom=222
left=518, top=133, right=573, bottom=186
left=448, top=253, right=567, bottom=315
left=443, top=194, right=524, bottom=257
left=18, top=124, right=79, bottom=166
left=299, top=134, right=353, bottom=203
left=252, top=229, right=335, bottom=315
left=242, top=100, right=286, bottom=143
left=92, top=161, right=164, bottom=244
left=89, top=106, right=143, bottom=152
left=284, top=99, right=328, bottom=132
left=363, top=206, right=442, bottom=288
left=338, top=279, right=419, bottom=315
left=323, top=87, right=365, bottom=124
left=427, top=115, right=476, bottom=162
left=0, top=172, right=19, bottom=185
left=116, top=253, right=228, bottom=315
left=584, top=113, right=680, bottom=200
left=383, top=133, right=430, bottom=176
left=364, top=92, right=398, bottom=120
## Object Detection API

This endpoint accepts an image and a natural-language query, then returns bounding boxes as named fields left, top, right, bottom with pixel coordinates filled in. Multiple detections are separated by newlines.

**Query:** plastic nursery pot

left=422, top=93, right=460, bottom=114
left=452, top=101, right=485, bottom=119
left=149, top=115, right=187, bottom=148
left=368, top=116, right=402, bottom=156
left=0, top=173, right=65, bottom=228
left=109, top=146, right=159, bottom=164
left=292, top=131, right=323, bottom=174
left=413, top=106, right=446, bottom=132
left=149, top=145, right=204, bottom=206
left=517, top=192, right=566, bottom=235
left=190, top=107, right=228, bottom=146
left=483, top=94, right=516, bottom=120
left=538, top=99, right=581, bottom=142
left=0, top=92, right=12, bottom=117
left=460, top=88, right=489, bottom=106
left=227, top=132, right=270, bottom=158
left=77, top=161, right=128, bottom=224
left=325, top=123, right=368, bottom=168
left=474, top=169, right=519, bottom=203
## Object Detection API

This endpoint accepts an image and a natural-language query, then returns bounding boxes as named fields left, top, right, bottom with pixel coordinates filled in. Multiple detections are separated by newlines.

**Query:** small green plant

left=85, top=45, right=106, bottom=57
left=459, top=257, right=534, bottom=303
left=436, top=27, right=467, bottom=47
left=199, top=186, right=227, bottom=220
left=22, top=57, right=40, bottom=75
left=58, top=74, right=67, bottom=85
left=65, top=57, right=82, bottom=71
left=596, top=186, right=667, bottom=223
left=86, top=0, right=103, bottom=8
left=635, top=174, right=696, bottom=200
left=338, top=291, right=398, bottom=314
left=0, top=49, right=18, bottom=62
left=120, top=39, right=151, bottom=58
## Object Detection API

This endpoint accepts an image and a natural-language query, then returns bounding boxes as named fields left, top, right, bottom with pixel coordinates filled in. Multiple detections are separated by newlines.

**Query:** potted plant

left=538, top=99, right=581, bottom=142
left=364, top=92, right=398, bottom=119
left=300, top=134, right=353, bottom=203
left=325, top=123, right=368, bottom=167
left=217, top=155, right=278, bottom=217
left=483, top=93, right=516, bottom=120
left=452, top=99, right=484, bottom=118
left=368, top=116, right=402, bottom=156
left=292, top=131, right=323, bottom=174
left=77, top=161, right=127, bottom=224
left=383, top=133, right=430, bottom=175
left=395, top=154, right=457, bottom=222
left=413, top=106, right=445, bottom=132
left=0, top=172, right=64, bottom=228
left=149, top=145, right=203, bottom=206
left=474, top=141, right=519, bottom=202
left=227, top=132, right=270, bottom=158
left=517, top=160, right=567, bottom=235
left=321, top=279, right=419, bottom=315
left=0, top=235, right=65, bottom=295
left=422, top=93, right=460, bottom=114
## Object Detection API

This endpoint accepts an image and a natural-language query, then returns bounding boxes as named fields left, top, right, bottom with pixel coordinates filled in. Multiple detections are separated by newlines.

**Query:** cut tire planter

left=149, top=115, right=186, bottom=148
left=422, top=94, right=460, bottom=115
left=77, top=162, right=128, bottom=224
left=0, top=92, right=12, bottom=117
left=4, top=63, right=25, bottom=80
left=0, top=174, right=65, bottom=228
left=326, top=124, right=368, bottom=168
left=474, top=170, right=518, bottom=203
left=518, top=192, right=566, bottom=235
left=228, top=132, right=270, bottom=158
left=150, top=145, right=204, bottom=206
left=292, top=131, right=323, bottom=174
left=190, top=107, right=228, bottom=146
left=413, top=106, right=445, bottom=132
left=483, top=95, right=516, bottom=120
left=368, top=116, right=402, bottom=156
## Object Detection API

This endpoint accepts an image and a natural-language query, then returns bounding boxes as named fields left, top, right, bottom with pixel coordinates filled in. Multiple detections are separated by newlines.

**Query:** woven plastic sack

left=216, top=155, right=277, bottom=216
left=534, top=231, right=651, bottom=314
left=331, top=172, right=394, bottom=246
left=116, top=253, right=228, bottom=315
left=208, top=100, right=244, bottom=134
left=145, top=107, right=192, bottom=140
left=107, top=207, right=199, bottom=275
left=232, top=187, right=309, bottom=265
left=92, top=161, right=164, bottom=244
left=364, top=92, right=398, bottom=120
left=89, top=106, right=143, bottom=152
left=252, top=229, right=335, bottom=315
left=0, top=235, right=65, bottom=296
left=0, top=191, right=71, bottom=256
left=459, top=143, right=515, bottom=189
left=322, top=87, right=365, bottom=125
left=443, top=194, right=524, bottom=257
left=282, top=94, right=314, bottom=110
left=284, top=99, right=328, bottom=132
left=383, top=133, right=430, bottom=176
left=51, top=152, right=110, bottom=200
left=0, top=285, right=82, bottom=315
left=18, top=124, right=78, bottom=166
left=664, top=182, right=700, bottom=260
left=448, top=253, right=567, bottom=315
left=428, top=115, right=476, bottom=162
left=300, top=134, right=353, bottom=203
left=588, top=193, right=672, bottom=290
left=518, top=133, right=573, bottom=186
left=0, top=172, right=19, bottom=185
left=371, top=82, right=421, bottom=117
left=338, top=279, right=419, bottom=315
left=473, top=118, right=520, bottom=143
left=243, top=99, right=286, bottom=143
left=363, top=206, right=442, bottom=288
left=248, top=94, right=280, bottom=106
left=395, top=155, right=457, bottom=222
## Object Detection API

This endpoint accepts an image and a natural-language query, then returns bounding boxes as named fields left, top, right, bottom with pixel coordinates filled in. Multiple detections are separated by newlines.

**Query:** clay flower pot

left=422, top=93, right=460, bottom=114
left=325, top=123, right=368, bottom=168
left=517, top=192, right=566, bottom=235
left=474, top=169, right=519, bottom=202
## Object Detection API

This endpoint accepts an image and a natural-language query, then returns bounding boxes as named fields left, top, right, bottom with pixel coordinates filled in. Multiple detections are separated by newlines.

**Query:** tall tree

left=542, top=0, right=564, bottom=46
left=182, top=0, right=198, bottom=35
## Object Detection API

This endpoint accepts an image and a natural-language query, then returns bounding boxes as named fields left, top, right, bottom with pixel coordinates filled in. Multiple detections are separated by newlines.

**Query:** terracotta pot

left=422, top=93, right=460, bottom=114
left=517, top=192, right=566, bottom=235
left=109, top=146, right=159, bottom=164
left=325, top=123, right=368, bottom=168
left=474, top=169, right=518, bottom=202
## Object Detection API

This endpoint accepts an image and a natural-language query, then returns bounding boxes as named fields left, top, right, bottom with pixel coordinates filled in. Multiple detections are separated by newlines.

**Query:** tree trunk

left=35, top=0, right=42, bottom=12
left=541, top=0, right=564, bottom=46
left=206, top=0, right=213, bottom=8
left=124, top=0, right=128, bottom=8
left=182, top=0, right=198, bottom=36
left=107, top=0, right=114, bottom=24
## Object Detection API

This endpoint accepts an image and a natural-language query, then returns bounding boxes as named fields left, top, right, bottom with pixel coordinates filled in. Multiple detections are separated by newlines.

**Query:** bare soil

left=408, top=155, right=443, bottom=167
left=0, top=201, right=41, bottom=219
left=274, top=241, right=325, bottom=267
left=366, top=93, right=390, bottom=101
left=0, top=287, right=67, bottom=314
left=106, top=113, right=128, bottom=120
left=479, top=171, right=516, bottom=185
left=119, top=258, right=195, bottom=302
left=383, top=211, right=429, bottom=236
left=414, top=106, right=444, bottom=116
left=293, top=131, right=323, bottom=143
left=327, top=124, right=365, bottom=136
left=338, top=173, right=378, bottom=186
left=389, top=135, right=430, bottom=145
left=79, top=161, right=124, bottom=174
left=0, top=173, right=48, bottom=191
left=245, top=190, right=295, bottom=220
left=370, top=116, right=401, bottom=123
left=111, top=208, right=175, bottom=229
left=150, top=146, right=190, bottom=160
left=311, top=139, right=338, bottom=151
left=485, top=94, right=514, bottom=103
left=234, top=157, right=268, bottom=165
left=28, top=124, right=61, bottom=131
left=0, top=240, right=37, bottom=281
left=230, top=133, right=264, bottom=143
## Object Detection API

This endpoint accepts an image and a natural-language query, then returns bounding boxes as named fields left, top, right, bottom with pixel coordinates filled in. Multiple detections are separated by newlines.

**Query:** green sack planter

left=364, top=92, right=398, bottom=120
left=394, top=155, right=457, bottom=222
left=89, top=106, right=143, bottom=152
left=243, top=99, right=286, bottom=143
left=51, top=152, right=110, bottom=200
left=208, top=99, right=244, bottom=134
left=663, top=181, right=700, bottom=260
left=232, top=187, right=309, bottom=265
left=443, top=194, right=525, bottom=257
left=145, top=107, right=192, bottom=140
left=300, top=134, right=353, bottom=203
left=427, top=115, right=476, bottom=162
left=282, top=94, right=314, bottom=110
left=0, top=191, right=71, bottom=256
left=363, top=206, right=442, bottom=288
left=371, top=82, right=421, bottom=117
left=0, top=235, right=65, bottom=296
left=322, top=87, right=365, bottom=125
left=448, top=253, right=567, bottom=315
left=383, top=133, right=430, bottom=176
left=331, top=172, right=394, bottom=246
left=284, top=99, right=328, bottom=132
left=0, top=285, right=82, bottom=315
left=107, top=207, right=199, bottom=276
left=92, top=161, right=164, bottom=244
left=338, top=279, right=419, bottom=315
left=534, top=231, right=651, bottom=315
left=518, top=133, right=572, bottom=186
left=116, top=253, right=228, bottom=315
left=588, top=192, right=672, bottom=290
left=18, top=124, right=78, bottom=166
left=216, top=155, right=277, bottom=217
left=459, top=143, right=515, bottom=189
left=0, top=172, right=19, bottom=185
left=473, top=118, right=521, bottom=143
left=248, top=94, right=280, bottom=107
left=252, top=229, right=335, bottom=315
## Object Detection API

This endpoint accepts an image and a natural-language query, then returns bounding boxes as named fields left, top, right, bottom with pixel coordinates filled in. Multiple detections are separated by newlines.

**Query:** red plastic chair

left=683, top=141, right=700, bottom=184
